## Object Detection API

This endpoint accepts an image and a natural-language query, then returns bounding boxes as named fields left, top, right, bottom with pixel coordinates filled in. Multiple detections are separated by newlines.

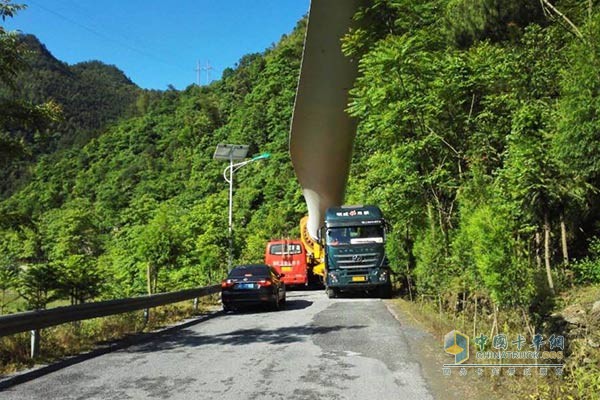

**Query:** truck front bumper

left=326, top=268, right=390, bottom=290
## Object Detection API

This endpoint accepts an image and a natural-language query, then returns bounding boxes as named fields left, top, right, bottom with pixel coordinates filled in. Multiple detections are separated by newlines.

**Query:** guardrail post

left=193, top=297, right=199, bottom=312
left=30, top=329, right=40, bottom=358
left=143, top=308, right=149, bottom=326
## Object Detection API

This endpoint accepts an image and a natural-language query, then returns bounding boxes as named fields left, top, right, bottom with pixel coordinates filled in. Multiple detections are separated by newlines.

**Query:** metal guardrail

left=0, top=285, right=220, bottom=340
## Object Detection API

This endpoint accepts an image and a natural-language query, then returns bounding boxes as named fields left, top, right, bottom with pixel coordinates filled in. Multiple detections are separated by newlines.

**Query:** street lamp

left=213, top=144, right=270, bottom=271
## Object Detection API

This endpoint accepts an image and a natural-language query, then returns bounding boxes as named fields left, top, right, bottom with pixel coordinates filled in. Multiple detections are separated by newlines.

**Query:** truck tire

left=378, top=283, right=392, bottom=299
left=326, top=287, right=338, bottom=299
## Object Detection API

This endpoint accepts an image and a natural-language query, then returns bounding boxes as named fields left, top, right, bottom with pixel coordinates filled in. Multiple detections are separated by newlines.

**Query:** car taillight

left=257, top=279, right=272, bottom=287
left=221, top=279, right=234, bottom=288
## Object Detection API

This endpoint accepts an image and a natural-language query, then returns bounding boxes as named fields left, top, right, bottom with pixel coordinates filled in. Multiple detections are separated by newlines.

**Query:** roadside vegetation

left=343, top=2, right=600, bottom=398
left=391, top=284, right=600, bottom=399
left=0, top=298, right=218, bottom=375
left=1, top=1, right=600, bottom=397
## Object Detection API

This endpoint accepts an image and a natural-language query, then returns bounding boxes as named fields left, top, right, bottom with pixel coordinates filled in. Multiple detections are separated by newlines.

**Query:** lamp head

left=252, top=152, right=271, bottom=161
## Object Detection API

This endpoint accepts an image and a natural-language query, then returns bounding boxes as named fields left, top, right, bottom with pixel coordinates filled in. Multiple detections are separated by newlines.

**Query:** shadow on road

left=282, top=299, right=313, bottom=310
left=286, top=284, right=324, bottom=292
left=332, top=291, right=385, bottom=299
left=131, top=323, right=366, bottom=353
left=0, top=311, right=222, bottom=391
left=227, top=299, right=313, bottom=314
left=0, top=298, right=340, bottom=390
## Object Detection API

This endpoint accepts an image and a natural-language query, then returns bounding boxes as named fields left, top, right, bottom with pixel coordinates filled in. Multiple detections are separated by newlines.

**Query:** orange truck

left=264, top=239, right=309, bottom=287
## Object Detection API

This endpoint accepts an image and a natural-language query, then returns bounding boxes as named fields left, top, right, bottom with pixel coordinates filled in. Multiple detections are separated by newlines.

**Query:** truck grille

left=334, top=253, right=379, bottom=269
left=345, top=269, right=369, bottom=276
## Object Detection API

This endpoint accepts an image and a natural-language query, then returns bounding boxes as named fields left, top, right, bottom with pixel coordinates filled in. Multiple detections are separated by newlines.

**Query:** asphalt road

left=2, top=291, right=435, bottom=400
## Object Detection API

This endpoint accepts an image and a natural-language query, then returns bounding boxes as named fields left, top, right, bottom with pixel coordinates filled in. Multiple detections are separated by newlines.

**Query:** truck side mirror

left=317, top=226, right=324, bottom=243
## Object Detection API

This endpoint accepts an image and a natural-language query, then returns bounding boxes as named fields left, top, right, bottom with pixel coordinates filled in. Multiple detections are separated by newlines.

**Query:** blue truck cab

left=321, top=205, right=392, bottom=298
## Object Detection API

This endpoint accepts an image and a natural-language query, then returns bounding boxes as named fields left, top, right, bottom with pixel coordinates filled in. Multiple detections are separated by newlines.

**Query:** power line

left=27, top=0, right=188, bottom=73
left=52, top=0, right=186, bottom=68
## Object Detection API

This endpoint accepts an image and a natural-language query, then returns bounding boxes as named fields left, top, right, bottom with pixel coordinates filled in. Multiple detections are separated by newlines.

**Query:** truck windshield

left=326, top=226, right=384, bottom=246
left=269, top=243, right=302, bottom=255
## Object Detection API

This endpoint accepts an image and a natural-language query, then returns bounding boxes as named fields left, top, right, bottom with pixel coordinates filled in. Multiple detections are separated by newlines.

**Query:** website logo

left=444, top=330, right=469, bottom=364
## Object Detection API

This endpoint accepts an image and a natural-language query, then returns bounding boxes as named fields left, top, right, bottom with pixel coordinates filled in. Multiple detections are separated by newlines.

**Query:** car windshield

left=326, top=226, right=384, bottom=245
left=228, top=265, right=270, bottom=278
left=269, top=243, right=302, bottom=255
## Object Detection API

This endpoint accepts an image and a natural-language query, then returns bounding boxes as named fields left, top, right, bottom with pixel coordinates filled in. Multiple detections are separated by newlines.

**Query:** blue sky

left=5, top=0, right=310, bottom=89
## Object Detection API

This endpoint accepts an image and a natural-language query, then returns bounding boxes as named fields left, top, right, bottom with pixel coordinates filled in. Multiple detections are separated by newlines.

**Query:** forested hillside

left=0, top=34, right=141, bottom=197
left=12, top=35, right=140, bottom=143
left=341, top=2, right=600, bottom=395
left=344, top=0, right=600, bottom=309
left=0, top=13, right=307, bottom=307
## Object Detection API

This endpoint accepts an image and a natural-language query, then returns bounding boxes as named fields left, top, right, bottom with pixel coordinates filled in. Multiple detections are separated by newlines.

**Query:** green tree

left=445, top=0, right=545, bottom=47
left=13, top=226, right=60, bottom=309
left=0, top=0, right=27, bottom=88
left=1, top=4, right=63, bottom=177
left=0, top=229, right=19, bottom=313
left=553, top=13, right=600, bottom=189
left=500, top=102, right=561, bottom=292
left=40, top=199, right=104, bottom=304
left=135, top=205, right=185, bottom=294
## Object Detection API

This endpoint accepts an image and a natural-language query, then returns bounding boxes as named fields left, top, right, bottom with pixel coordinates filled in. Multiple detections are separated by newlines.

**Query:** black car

left=221, top=264, right=286, bottom=311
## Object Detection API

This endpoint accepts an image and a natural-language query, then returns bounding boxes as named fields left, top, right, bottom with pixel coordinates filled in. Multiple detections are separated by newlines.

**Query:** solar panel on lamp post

left=213, top=144, right=270, bottom=271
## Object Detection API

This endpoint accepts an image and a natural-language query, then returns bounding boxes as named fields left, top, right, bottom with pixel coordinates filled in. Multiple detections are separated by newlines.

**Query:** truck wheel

left=378, top=284, right=392, bottom=299
left=327, top=287, right=338, bottom=299
left=223, top=303, right=233, bottom=312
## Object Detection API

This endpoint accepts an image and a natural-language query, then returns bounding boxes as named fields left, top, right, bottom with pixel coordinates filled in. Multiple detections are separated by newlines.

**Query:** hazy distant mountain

left=9, top=34, right=141, bottom=150
left=0, top=34, right=142, bottom=197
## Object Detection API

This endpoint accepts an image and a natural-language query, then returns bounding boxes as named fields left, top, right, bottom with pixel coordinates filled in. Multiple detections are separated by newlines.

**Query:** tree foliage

left=344, top=0, right=600, bottom=311
left=0, top=13, right=306, bottom=308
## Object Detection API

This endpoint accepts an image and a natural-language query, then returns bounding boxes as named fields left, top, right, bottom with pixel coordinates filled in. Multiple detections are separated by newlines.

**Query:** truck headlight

left=328, top=272, right=338, bottom=283
left=379, top=270, right=389, bottom=282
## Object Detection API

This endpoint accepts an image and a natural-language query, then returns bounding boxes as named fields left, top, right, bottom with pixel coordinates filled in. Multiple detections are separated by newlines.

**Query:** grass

left=0, top=294, right=220, bottom=376
left=392, top=285, right=600, bottom=400
left=1, top=289, right=74, bottom=315
left=0, top=290, right=25, bottom=315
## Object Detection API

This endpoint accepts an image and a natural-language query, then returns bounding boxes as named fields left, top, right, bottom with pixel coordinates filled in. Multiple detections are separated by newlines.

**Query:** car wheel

left=271, top=296, right=281, bottom=311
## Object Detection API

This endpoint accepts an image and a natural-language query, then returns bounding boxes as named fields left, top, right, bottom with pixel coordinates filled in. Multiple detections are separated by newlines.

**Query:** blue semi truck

left=321, top=205, right=392, bottom=298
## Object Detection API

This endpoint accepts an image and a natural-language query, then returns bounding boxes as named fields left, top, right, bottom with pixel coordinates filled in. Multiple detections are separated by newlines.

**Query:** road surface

left=2, top=291, right=437, bottom=400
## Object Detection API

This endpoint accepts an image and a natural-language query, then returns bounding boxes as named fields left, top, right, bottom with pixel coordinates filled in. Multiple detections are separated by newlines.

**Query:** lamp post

left=214, top=144, right=270, bottom=271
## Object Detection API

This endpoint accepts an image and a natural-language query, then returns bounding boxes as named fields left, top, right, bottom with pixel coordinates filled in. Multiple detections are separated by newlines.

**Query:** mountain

left=0, top=34, right=142, bottom=197
left=12, top=34, right=141, bottom=149
left=0, top=20, right=307, bottom=303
